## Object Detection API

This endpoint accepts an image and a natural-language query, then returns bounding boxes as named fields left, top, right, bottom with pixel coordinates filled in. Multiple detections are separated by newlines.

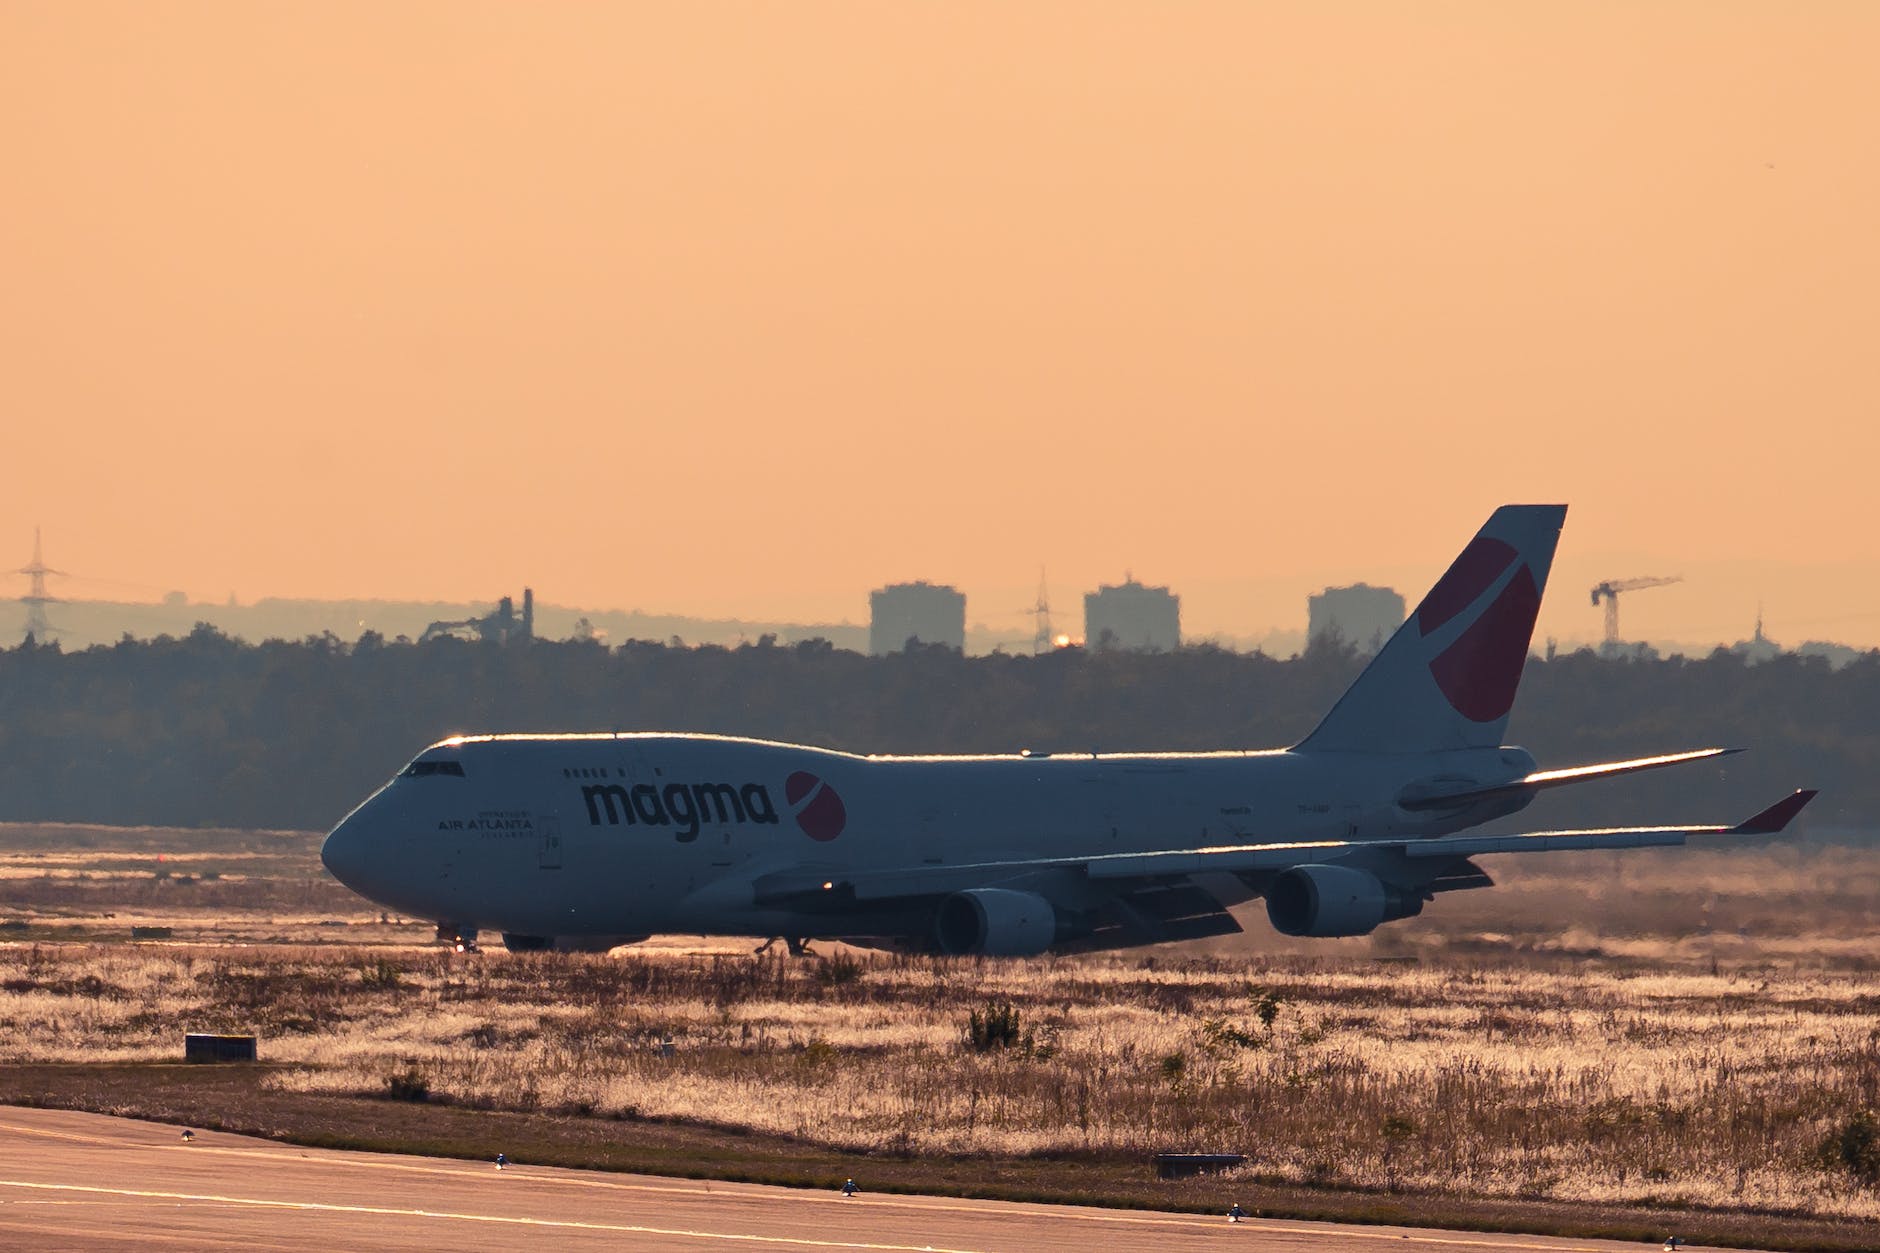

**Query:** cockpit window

left=402, top=760, right=466, bottom=778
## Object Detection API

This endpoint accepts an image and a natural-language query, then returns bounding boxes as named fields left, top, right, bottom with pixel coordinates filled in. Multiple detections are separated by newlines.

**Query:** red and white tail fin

left=1296, top=504, right=1567, bottom=754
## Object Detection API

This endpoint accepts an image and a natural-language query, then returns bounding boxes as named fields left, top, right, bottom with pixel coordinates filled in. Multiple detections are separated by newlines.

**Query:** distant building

left=1308, top=584, right=1404, bottom=655
left=1085, top=578, right=1180, bottom=652
left=869, top=582, right=965, bottom=654
left=421, top=588, right=535, bottom=645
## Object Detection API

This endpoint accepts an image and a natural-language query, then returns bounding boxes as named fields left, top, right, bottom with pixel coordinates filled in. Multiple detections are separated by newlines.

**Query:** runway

left=0, top=1107, right=1729, bottom=1252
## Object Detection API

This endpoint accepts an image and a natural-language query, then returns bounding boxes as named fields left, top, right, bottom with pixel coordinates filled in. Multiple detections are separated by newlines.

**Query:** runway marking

left=0, top=1119, right=124, bottom=1147
left=0, top=1115, right=1652, bottom=1251
left=0, top=1179, right=984, bottom=1251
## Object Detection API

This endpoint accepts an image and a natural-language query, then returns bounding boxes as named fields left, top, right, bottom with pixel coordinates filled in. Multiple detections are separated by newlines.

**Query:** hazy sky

left=4, top=3, right=1876, bottom=649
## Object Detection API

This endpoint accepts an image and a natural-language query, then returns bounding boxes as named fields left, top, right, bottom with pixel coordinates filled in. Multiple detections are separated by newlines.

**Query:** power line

left=15, top=526, right=64, bottom=643
left=1031, top=568, right=1054, bottom=655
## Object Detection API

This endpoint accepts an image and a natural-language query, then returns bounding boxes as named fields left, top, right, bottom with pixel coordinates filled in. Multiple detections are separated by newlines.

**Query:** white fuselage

left=322, top=732, right=1533, bottom=943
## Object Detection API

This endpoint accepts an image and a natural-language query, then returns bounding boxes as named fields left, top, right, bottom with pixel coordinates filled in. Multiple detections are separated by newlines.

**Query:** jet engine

left=1265, top=864, right=1424, bottom=937
left=935, top=889, right=1057, bottom=956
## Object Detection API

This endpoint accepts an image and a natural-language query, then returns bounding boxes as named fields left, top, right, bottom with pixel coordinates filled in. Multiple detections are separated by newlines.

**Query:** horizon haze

left=4, top=4, right=1877, bottom=648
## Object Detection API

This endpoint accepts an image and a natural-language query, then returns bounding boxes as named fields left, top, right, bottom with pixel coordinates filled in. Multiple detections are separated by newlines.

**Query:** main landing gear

left=754, top=936, right=815, bottom=957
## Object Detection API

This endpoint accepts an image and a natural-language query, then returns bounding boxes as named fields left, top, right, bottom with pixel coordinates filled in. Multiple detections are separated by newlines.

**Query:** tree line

left=0, top=626, right=1873, bottom=832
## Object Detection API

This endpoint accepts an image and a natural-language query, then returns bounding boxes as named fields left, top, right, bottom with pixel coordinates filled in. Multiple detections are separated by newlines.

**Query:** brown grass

left=0, top=821, right=390, bottom=942
left=14, top=1062, right=1876, bottom=1253
left=2, top=821, right=1879, bottom=1236
left=3, top=941, right=1879, bottom=1227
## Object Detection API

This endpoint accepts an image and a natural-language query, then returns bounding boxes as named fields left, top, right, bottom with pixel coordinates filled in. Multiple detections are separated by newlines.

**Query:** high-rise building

left=869, top=582, right=966, bottom=654
left=1084, top=579, right=1180, bottom=652
left=1307, top=583, right=1404, bottom=655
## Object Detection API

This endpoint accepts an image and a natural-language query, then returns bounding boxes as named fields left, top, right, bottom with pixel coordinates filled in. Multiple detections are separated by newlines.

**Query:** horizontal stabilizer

left=1398, top=747, right=1740, bottom=811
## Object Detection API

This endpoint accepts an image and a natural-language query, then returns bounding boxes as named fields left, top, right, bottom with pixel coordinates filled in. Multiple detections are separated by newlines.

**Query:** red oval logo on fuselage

left=785, top=771, right=847, bottom=842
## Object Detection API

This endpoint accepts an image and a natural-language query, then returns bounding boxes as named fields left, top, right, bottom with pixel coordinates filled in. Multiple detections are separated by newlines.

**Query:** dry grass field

left=0, top=821, right=398, bottom=945
left=2, top=819, right=1879, bottom=1240
left=5, top=943, right=1880, bottom=1224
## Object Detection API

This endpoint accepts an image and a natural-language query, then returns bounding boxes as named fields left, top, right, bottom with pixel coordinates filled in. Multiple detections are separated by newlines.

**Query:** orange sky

left=3, top=3, right=1877, bottom=649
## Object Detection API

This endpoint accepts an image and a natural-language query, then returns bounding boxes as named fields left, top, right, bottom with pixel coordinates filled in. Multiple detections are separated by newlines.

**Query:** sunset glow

left=3, top=3, right=1876, bottom=649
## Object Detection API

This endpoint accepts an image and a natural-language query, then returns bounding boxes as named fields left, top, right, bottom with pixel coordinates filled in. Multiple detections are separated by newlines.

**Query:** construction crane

left=1590, top=576, right=1681, bottom=651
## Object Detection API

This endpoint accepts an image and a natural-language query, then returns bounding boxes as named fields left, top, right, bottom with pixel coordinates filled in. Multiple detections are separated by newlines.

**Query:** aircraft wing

left=751, top=789, right=1816, bottom=907
left=1396, top=747, right=1740, bottom=811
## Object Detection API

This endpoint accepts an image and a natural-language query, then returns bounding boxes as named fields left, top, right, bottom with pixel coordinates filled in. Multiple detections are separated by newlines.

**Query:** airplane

left=320, top=505, right=1815, bottom=956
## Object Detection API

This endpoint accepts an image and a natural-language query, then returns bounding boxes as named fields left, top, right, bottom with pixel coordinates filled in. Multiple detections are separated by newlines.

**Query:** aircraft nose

left=321, top=814, right=375, bottom=892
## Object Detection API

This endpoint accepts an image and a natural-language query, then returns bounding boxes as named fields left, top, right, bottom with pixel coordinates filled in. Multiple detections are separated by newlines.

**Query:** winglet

left=1730, top=789, right=1818, bottom=835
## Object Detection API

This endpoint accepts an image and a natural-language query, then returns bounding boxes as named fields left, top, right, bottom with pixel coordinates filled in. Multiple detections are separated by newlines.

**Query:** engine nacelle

left=1265, top=864, right=1424, bottom=938
left=935, top=889, right=1057, bottom=956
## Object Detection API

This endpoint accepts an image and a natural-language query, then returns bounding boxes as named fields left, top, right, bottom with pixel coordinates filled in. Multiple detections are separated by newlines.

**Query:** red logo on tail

left=1418, top=537, right=1541, bottom=723
left=1418, top=538, right=1517, bottom=636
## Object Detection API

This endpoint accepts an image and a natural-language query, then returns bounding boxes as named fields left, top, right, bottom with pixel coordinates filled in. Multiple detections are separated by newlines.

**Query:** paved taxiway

left=0, top=1107, right=1741, bottom=1252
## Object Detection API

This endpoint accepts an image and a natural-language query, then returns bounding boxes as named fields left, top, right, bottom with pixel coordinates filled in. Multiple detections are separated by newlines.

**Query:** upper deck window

left=402, top=760, right=466, bottom=778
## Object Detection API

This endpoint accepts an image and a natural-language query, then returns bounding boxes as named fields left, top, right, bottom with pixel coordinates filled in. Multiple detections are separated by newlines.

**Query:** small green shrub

left=384, top=1067, right=430, bottom=1102
left=358, top=958, right=402, bottom=990
left=966, top=998, right=1025, bottom=1052
left=1818, top=1110, right=1880, bottom=1186
left=815, top=952, right=864, bottom=987
left=1199, top=1016, right=1265, bottom=1052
